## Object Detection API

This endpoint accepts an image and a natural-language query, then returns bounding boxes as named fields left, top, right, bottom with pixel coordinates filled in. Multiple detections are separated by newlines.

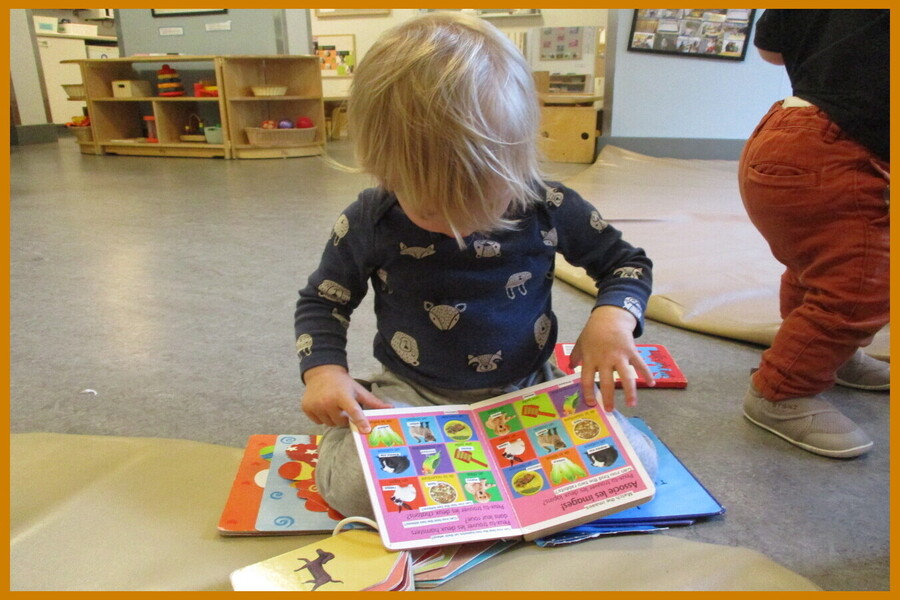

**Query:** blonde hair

left=348, top=11, right=544, bottom=240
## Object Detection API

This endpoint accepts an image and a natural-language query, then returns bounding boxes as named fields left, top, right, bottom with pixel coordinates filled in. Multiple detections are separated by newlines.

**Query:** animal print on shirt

left=331, top=214, right=349, bottom=246
left=399, top=243, right=436, bottom=259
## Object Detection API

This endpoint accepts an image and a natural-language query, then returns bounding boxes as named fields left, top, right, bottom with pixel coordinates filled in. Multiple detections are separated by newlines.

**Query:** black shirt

left=755, top=9, right=889, bottom=161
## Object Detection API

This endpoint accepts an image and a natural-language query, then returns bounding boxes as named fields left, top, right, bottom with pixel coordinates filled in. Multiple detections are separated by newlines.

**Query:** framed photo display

left=627, top=9, right=755, bottom=61
left=152, top=9, right=227, bottom=17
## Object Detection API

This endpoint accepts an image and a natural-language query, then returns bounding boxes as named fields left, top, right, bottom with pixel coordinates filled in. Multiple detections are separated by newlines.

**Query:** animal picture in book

left=351, top=374, right=656, bottom=550
left=230, top=528, right=411, bottom=591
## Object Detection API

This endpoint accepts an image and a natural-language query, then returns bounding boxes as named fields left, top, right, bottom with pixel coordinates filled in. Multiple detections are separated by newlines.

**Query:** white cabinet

left=36, top=35, right=87, bottom=123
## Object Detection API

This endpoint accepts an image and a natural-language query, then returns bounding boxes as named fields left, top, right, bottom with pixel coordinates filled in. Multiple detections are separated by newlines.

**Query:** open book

left=351, top=374, right=655, bottom=550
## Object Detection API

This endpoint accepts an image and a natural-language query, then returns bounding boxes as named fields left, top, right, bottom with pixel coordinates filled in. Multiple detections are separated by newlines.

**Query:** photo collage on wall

left=628, top=9, right=755, bottom=61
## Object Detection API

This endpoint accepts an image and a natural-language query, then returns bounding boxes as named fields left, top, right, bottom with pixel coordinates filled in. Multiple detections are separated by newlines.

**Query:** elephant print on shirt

left=296, top=333, right=313, bottom=358
left=505, top=272, right=532, bottom=299
left=331, top=214, right=349, bottom=246
left=474, top=239, right=501, bottom=258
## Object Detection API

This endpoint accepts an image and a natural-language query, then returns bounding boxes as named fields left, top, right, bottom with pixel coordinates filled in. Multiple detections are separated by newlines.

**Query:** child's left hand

left=569, top=305, right=655, bottom=412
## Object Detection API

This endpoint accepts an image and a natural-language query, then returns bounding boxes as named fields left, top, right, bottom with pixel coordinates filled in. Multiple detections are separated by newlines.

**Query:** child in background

left=739, top=10, right=889, bottom=458
left=295, top=12, right=657, bottom=518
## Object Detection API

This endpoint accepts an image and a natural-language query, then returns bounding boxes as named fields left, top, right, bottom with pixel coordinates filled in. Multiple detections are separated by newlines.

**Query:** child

left=738, top=10, right=889, bottom=458
left=295, top=12, right=657, bottom=519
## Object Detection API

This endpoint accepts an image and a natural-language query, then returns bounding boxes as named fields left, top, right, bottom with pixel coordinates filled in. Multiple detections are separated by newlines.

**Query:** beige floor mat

left=555, top=145, right=889, bottom=359
left=10, top=433, right=819, bottom=591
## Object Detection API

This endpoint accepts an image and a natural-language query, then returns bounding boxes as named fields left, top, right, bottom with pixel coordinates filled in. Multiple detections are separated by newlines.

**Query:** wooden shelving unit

left=221, top=56, right=325, bottom=159
left=62, top=55, right=325, bottom=160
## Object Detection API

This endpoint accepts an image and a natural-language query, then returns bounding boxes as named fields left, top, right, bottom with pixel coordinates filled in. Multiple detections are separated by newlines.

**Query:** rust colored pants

left=738, top=102, right=889, bottom=400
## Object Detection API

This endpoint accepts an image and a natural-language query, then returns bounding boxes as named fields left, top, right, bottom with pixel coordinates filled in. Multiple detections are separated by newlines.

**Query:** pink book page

left=353, top=374, right=655, bottom=548
left=353, top=407, right=524, bottom=550
left=472, top=375, right=655, bottom=537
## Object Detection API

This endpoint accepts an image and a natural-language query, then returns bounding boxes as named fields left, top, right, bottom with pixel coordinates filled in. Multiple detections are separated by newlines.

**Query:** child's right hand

left=301, top=364, right=393, bottom=433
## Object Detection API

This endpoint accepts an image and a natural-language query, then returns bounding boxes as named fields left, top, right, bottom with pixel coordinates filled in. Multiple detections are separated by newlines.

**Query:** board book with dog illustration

left=351, top=373, right=656, bottom=550
left=554, top=343, right=688, bottom=388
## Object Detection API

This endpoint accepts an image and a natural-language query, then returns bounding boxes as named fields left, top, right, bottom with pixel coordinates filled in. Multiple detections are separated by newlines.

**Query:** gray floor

left=10, top=138, right=890, bottom=591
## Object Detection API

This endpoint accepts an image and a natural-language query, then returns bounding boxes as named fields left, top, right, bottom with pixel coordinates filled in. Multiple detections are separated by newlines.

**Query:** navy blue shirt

left=295, top=183, right=653, bottom=390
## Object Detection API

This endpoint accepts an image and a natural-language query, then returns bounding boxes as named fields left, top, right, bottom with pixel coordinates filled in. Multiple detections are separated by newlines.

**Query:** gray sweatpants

left=315, top=365, right=659, bottom=519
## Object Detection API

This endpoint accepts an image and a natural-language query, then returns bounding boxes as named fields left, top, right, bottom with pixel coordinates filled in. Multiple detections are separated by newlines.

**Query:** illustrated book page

left=352, top=374, right=655, bottom=550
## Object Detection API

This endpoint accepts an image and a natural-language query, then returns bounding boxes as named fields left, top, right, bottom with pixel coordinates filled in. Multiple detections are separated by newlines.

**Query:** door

left=36, top=35, right=87, bottom=123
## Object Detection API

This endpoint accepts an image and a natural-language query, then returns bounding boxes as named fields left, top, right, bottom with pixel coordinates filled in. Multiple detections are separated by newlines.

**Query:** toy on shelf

left=180, top=113, right=206, bottom=142
left=143, top=115, right=159, bottom=143
left=193, top=80, right=219, bottom=97
left=156, top=64, right=185, bottom=97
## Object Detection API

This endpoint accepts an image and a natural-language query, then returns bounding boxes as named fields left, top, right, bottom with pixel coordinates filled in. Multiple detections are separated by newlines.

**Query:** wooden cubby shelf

left=62, top=55, right=326, bottom=160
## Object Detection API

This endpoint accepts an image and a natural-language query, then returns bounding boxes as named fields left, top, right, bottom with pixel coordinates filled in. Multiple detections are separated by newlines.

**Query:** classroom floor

left=9, top=137, right=890, bottom=591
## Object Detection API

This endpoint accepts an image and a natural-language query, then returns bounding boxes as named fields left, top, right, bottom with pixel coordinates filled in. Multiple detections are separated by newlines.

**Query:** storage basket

left=245, top=127, right=316, bottom=146
left=61, top=84, right=85, bottom=99
left=70, top=127, right=93, bottom=143
left=250, top=85, right=288, bottom=97
left=203, top=126, right=223, bottom=144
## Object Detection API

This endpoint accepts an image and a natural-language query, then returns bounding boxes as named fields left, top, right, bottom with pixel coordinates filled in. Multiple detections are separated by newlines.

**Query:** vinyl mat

left=555, top=145, right=889, bottom=358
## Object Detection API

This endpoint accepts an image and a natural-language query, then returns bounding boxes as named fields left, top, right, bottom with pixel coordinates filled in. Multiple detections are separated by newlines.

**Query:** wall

left=310, top=9, right=606, bottom=62
left=10, top=9, right=49, bottom=127
left=602, top=9, right=789, bottom=158
left=118, top=9, right=286, bottom=56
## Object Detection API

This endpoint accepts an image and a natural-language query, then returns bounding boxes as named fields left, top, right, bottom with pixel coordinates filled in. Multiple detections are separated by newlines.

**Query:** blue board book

left=536, top=417, right=724, bottom=546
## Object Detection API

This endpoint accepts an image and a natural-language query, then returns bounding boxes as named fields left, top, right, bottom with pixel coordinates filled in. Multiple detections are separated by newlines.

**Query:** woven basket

left=70, top=127, right=93, bottom=143
left=250, top=85, right=288, bottom=97
left=61, top=84, right=85, bottom=99
left=245, top=127, right=316, bottom=146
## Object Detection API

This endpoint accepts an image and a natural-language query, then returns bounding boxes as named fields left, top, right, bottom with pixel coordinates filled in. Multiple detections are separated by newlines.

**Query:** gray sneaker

left=743, top=386, right=873, bottom=458
left=835, top=350, right=890, bottom=391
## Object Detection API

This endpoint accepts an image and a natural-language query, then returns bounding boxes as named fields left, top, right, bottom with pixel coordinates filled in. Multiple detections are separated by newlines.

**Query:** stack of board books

left=221, top=350, right=720, bottom=588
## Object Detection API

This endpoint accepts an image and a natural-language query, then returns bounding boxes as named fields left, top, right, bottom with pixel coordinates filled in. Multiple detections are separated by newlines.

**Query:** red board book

left=553, top=343, right=687, bottom=388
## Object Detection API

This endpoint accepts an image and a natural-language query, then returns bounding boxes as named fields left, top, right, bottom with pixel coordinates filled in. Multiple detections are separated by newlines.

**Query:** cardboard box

left=33, top=16, right=58, bottom=33
left=112, top=80, right=152, bottom=98
left=59, top=23, right=99, bottom=37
